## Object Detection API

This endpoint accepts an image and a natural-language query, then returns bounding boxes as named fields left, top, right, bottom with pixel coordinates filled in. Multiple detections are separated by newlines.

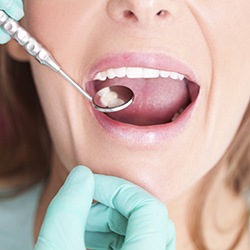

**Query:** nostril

left=123, top=10, right=138, bottom=21
left=156, top=10, right=168, bottom=18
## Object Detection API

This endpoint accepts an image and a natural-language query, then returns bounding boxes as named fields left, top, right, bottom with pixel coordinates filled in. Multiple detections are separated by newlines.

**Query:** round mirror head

left=93, top=85, right=134, bottom=113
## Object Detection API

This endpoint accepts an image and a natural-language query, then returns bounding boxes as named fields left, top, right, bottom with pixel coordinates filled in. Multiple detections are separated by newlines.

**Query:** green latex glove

left=0, top=0, right=24, bottom=44
left=34, top=166, right=176, bottom=250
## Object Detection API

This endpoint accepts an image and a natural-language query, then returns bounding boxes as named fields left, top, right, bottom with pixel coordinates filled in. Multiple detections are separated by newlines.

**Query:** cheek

left=23, top=1, right=90, bottom=72
left=22, top=1, right=96, bottom=167
left=29, top=64, right=92, bottom=170
left=182, top=2, right=250, bottom=179
left=200, top=2, right=250, bottom=161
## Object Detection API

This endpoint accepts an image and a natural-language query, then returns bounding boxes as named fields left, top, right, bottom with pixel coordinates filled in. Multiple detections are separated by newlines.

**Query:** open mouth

left=86, top=67, right=200, bottom=126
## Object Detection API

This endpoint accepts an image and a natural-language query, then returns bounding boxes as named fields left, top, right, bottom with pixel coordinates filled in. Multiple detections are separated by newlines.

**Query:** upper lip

left=85, top=52, right=199, bottom=85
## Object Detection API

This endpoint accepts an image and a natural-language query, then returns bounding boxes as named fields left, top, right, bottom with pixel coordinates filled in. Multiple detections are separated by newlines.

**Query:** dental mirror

left=93, top=85, right=134, bottom=112
left=0, top=10, right=134, bottom=113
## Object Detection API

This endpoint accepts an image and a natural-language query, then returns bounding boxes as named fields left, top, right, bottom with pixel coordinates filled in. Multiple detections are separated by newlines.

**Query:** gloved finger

left=0, top=0, right=24, bottom=20
left=0, top=27, right=10, bottom=43
left=34, top=166, right=94, bottom=250
left=85, top=231, right=124, bottom=250
left=94, top=175, right=173, bottom=249
left=86, top=202, right=127, bottom=235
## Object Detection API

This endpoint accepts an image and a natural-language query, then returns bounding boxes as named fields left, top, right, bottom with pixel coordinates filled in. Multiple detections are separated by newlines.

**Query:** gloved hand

left=34, top=166, right=176, bottom=250
left=0, top=0, right=24, bottom=44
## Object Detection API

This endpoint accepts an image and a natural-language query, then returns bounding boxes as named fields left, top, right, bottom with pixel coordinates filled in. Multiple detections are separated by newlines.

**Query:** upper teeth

left=93, top=67, right=185, bottom=81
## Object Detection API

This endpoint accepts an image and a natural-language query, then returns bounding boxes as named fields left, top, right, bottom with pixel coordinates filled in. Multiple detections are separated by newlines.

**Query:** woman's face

left=23, top=0, right=250, bottom=201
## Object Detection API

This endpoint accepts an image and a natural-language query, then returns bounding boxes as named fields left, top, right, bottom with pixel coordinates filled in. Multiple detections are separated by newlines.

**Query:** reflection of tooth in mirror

left=93, top=86, right=134, bottom=112
left=106, top=98, right=124, bottom=108
left=97, top=86, right=110, bottom=97
left=99, top=89, right=119, bottom=107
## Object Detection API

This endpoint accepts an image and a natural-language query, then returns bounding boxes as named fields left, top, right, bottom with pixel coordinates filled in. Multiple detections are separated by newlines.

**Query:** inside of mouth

left=86, top=77, right=200, bottom=126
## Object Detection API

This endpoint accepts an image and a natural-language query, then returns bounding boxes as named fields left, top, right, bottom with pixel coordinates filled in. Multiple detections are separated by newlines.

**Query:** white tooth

left=100, top=90, right=118, bottom=107
left=160, top=70, right=171, bottom=78
left=107, top=98, right=124, bottom=107
left=171, top=107, right=185, bottom=122
left=171, top=112, right=180, bottom=122
left=100, top=97, right=109, bottom=107
left=179, top=108, right=184, bottom=114
left=97, top=86, right=110, bottom=96
left=107, top=69, right=116, bottom=79
left=100, top=71, right=107, bottom=81
left=171, top=115, right=178, bottom=122
left=178, top=74, right=185, bottom=81
left=127, top=67, right=143, bottom=78
left=170, top=72, right=179, bottom=80
left=94, top=72, right=107, bottom=81
left=93, top=72, right=102, bottom=81
left=114, top=67, right=126, bottom=78
left=143, top=68, right=160, bottom=78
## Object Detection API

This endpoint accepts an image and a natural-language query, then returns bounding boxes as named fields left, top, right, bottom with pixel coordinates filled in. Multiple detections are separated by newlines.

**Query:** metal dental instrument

left=0, top=10, right=134, bottom=113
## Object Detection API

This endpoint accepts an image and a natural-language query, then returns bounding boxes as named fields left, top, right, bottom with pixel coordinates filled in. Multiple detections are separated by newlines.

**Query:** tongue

left=95, top=77, right=190, bottom=125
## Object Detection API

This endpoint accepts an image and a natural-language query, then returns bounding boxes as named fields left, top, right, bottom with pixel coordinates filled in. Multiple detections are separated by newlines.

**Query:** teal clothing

left=0, top=182, right=44, bottom=250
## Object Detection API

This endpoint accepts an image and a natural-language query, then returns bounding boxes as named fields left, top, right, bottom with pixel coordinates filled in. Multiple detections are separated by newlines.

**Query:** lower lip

left=89, top=97, right=199, bottom=148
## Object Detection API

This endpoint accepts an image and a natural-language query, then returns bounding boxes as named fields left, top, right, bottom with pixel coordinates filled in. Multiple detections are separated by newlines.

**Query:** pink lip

left=91, top=98, right=198, bottom=147
left=84, top=52, right=201, bottom=147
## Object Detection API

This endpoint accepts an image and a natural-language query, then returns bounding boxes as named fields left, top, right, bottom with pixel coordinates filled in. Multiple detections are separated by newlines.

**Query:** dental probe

left=0, top=10, right=134, bottom=113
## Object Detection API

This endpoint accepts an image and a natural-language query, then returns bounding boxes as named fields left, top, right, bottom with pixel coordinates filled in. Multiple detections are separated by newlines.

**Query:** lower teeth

left=171, top=108, right=185, bottom=122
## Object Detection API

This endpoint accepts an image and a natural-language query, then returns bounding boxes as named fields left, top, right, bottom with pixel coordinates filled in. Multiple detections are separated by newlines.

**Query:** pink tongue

left=96, top=77, right=190, bottom=125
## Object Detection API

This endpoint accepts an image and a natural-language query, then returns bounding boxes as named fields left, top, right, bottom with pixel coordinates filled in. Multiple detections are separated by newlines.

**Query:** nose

left=107, top=0, right=171, bottom=26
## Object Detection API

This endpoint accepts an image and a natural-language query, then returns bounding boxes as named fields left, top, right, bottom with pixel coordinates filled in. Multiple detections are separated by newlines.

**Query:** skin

left=10, top=0, right=250, bottom=248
